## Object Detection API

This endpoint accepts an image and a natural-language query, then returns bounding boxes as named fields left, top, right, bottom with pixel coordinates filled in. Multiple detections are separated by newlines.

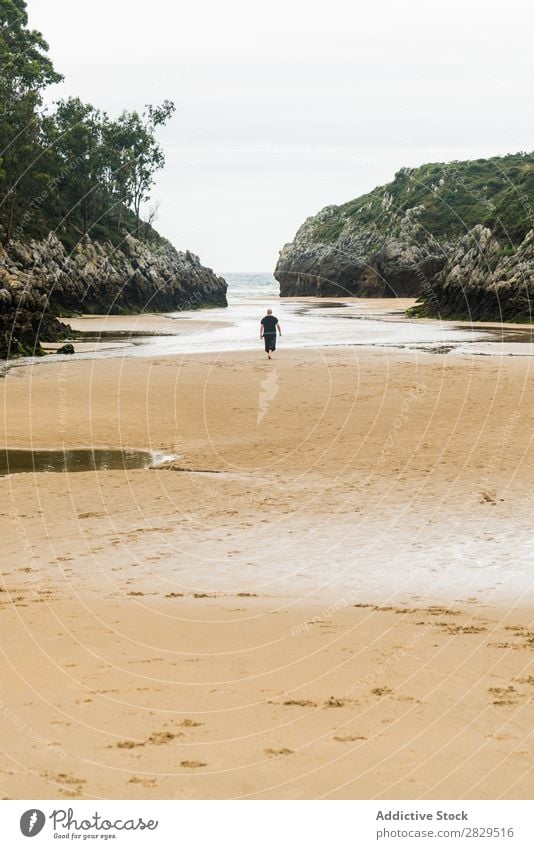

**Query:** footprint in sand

left=45, top=771, right=86, bottom=785
left=283, top=699, right=318, bottom=707
left=128, top=657, right=164, bottom=664
left=426, top=607, right=462, bottom=616
left=147, top=732, right=182, bottom=745
left=488, top=685, right=524, bottom=706
left=44, top=772, right=86, bottom=796
left=128, top=776, right=159, bottom=788
left=116, top=730, right=183, bottom=748
left=264, top=748, right=293, bottom=757
left=333, top=735, right=367, bottom=742
left=513, top=628, right=534, bottom=645
left=324, top=696, right=359, bottom=707
left=180, top=760, right=207, bottom=769
left=439, top=622, right=487, bottom=634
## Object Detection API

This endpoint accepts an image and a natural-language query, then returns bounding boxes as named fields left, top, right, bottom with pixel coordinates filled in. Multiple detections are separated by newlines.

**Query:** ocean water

left=223, top=271, right=279, bottom=301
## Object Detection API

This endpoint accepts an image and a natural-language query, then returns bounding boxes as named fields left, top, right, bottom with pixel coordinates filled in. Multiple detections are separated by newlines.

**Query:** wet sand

left=34, top=298, right=508, bottom=362
left=67, top=313, right=235, bottom=335
left=1, top=342, right=534, bottom=798
left=1, top=592, right=534, bottom=800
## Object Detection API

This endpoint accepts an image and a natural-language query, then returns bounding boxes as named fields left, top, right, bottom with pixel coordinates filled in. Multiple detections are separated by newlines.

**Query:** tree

left=113, top=100, right=175, bottom=233
left=0, top=1, right=175, bottom=247
left=0, top=0, right=63, bottom=243
left=43, top=97, right=108, bottom=236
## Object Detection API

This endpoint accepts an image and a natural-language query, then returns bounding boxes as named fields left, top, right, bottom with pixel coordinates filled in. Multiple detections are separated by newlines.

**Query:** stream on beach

left=21, top=271, right=534, bottom=366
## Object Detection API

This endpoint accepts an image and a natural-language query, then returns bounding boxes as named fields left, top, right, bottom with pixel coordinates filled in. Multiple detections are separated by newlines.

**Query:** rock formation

left=275, top=208, right=447, bottom=298
left=0, top=233, right=227, bottom=357
left=274, top=151, right=534, bottom=319
left=420, top=225, right=534, bottom=321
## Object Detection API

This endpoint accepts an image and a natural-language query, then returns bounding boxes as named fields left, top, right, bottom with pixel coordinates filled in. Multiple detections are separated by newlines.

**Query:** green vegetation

left=310, top=152, right=534, bottom=246
left=311, top=217, right=345, bottom=243
left=0, top=0, right=175, bottom=249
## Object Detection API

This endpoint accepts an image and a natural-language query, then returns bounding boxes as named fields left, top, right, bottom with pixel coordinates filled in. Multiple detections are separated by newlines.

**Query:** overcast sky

left=27, top=0, right=534, bottom=273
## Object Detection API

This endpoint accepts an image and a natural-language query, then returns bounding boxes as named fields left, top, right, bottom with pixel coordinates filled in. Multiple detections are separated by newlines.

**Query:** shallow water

left=11, top=272, right=534, bottom=368
left=38, top=297, right=490, bottom=362
left=0, top=448, right=172, bottom=476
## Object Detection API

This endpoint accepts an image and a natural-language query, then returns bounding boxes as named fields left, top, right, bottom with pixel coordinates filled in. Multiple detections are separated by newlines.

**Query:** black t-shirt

left=261, top=315, right=278, bottom=334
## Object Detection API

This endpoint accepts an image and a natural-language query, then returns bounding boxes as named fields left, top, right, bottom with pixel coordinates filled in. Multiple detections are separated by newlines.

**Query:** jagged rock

left=0, top=299, right=69, bottom=358
left=57, top=343, right=75, bottom=355
left=421, top=226, right=534, bottom=320
left=275, top=207, right=447, bottom=297
left=0, top=233, right=227, bottom=357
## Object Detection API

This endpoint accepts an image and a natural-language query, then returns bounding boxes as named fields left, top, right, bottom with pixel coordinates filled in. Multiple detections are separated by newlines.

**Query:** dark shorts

left=264, top=334, right=276, bottom=352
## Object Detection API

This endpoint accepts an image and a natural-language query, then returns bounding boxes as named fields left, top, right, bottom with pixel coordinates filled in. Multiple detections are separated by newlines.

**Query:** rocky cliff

left=275, top=207, right=447, bottom=298
left=274, top=151, right=534, bottom=318
left=0, top=233, right=227, bottom=357
left=415, top=225, right=534, bottom=321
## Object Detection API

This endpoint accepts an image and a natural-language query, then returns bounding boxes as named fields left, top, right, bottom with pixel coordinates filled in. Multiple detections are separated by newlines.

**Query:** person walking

left=260, top=309, right=281, bottom=359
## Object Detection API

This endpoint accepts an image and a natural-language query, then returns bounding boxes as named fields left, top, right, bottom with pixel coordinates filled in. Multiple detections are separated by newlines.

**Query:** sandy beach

left=4, top=0, right=534, bottom=825
left=1, top=336, right=534, bottom=799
